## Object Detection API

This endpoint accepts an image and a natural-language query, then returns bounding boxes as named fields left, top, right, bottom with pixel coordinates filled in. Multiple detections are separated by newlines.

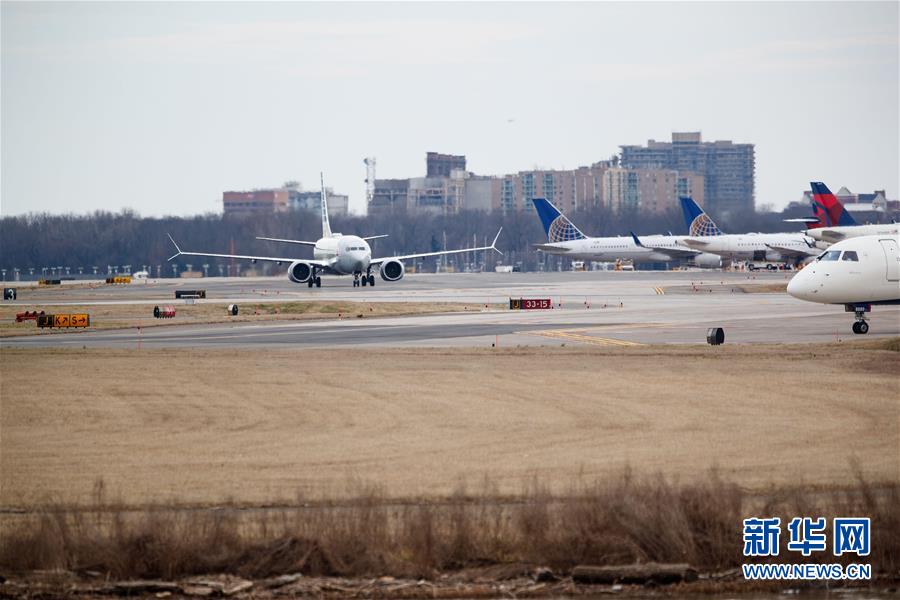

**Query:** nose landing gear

left=847, top=304, right=871, bottom=334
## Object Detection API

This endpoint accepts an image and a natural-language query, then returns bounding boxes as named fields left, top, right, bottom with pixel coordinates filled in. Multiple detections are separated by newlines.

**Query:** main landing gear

left=307, top=271, right=322, bottom=288
left=848, top=304, right=870, bottom=334
left=353, top=271, right=376, bottom=288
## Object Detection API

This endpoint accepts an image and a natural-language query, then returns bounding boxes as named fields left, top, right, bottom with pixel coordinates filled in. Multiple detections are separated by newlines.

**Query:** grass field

left=2, top=342, right=897, bottom=508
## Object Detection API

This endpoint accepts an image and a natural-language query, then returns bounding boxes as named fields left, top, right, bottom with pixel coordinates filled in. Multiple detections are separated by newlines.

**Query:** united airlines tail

left=679, top=197, right=723, bottom=236
left=810, top=182, right=857, bottom=227
left=531, top=198, right=587, bottom=242
left=320, top=172, right=333, bottom=238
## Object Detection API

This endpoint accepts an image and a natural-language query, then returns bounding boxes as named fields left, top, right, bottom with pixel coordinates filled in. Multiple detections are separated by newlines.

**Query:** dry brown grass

left=2, top=343, right=898, bottom=508
left=0, top=301, right=498, bottom=337
left=1, top=473, right=897, bottom=580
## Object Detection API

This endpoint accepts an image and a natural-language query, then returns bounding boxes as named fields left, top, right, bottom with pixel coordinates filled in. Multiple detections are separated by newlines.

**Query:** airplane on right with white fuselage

left=787, top=234, right=900, bottom=334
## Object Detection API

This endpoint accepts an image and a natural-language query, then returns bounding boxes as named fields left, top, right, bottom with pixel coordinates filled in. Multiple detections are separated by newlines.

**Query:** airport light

left=92, top=266, right=98, bottom=275
left=1, top=269, right=6, bottom=281
left=77, top=267, right=83, bottom=275
left=218, top=264, right=225, bottom=278
left=29, top=268, right=35, bottom=277
left=185, top=263, right=192, bottom=274
left=202, top=263, right=209, bottom=277
left=171, top=264, right=178, bottom=278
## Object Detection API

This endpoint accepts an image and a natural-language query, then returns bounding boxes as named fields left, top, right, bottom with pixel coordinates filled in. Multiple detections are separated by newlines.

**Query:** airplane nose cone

left=787, top=270, right=815, bottom=300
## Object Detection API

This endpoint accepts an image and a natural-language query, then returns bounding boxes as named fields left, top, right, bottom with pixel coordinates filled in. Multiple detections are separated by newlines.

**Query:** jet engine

left=693, top=252, right=722, bottom=268
left=379, top=259, right=405, bottom=282
left=288, top=261, right=313, bottom=283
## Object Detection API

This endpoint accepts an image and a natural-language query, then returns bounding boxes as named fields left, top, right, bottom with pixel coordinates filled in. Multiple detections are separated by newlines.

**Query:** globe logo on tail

left=690, top=214, right=721, bottom=237
left=548, top=215, right=584, bottom=242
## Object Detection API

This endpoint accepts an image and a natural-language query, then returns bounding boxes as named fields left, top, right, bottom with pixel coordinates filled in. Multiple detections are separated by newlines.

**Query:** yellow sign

left=46, top=314, right=91, bottom=328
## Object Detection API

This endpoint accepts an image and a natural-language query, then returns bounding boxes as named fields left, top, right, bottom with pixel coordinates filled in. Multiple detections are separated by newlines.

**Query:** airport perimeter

left=2, top=271, right=899, bottom=509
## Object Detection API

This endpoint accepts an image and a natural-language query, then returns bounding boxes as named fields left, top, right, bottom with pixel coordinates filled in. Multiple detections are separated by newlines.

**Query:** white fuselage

left=786, top=236, right=900, bottom=304
left=806, top=223, right=900, bottom=244
left=682, top=232, right=813, bottom=261
left=314, top=234, right=372, bottom=275
left=541, top=235, right=707, bottom=263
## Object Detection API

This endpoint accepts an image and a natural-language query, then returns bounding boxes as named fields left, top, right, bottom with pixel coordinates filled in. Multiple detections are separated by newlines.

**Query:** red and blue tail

left=810, top=182, right=857, bottom=227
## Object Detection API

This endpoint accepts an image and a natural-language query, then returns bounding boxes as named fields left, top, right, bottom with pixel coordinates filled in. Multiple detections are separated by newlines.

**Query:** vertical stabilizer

left=531, top=198, right=587, bottom=242
left=679, top=197, right=723, bottom=236
left=320, top=172, right=333, bottom=238
left=810, top=182, right=857, bottom=227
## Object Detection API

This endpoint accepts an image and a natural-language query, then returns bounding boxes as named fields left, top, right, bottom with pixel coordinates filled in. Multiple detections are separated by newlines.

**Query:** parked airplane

left=679, top=198, right=818, bottom=263
left=531, top=198, right=722, bottom=267
left=802, top=182, right=898, bottom=245
left=168, top=175, right=502, bottom=288
left=786, top=235, right=900, bottom=334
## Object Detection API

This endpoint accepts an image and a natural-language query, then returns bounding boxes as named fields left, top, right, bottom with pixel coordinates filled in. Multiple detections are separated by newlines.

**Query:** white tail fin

left=320, top=172, right=332, bottom=238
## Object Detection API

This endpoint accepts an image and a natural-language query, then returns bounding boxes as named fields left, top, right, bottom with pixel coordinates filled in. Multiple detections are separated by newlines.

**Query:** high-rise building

left=603, top=168, right=704, bottom=214
left=371, top=179, right=410, bottom=212
left=222, top=190, right=289, bottom=216
left=495, top=164, right=609, bottom=213
left=285, top=186, right=349, bottom=216
left=426, top=152, right=466, bottom=178
left=620, top=132, right=754, bottom=217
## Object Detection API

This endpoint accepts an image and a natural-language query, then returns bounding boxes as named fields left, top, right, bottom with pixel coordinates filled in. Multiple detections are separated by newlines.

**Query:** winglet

left=491, top=227, right=504, bottom=255
left=167, top=233, right=183, bottom=262
left=630, top=231, right=645, bottom=247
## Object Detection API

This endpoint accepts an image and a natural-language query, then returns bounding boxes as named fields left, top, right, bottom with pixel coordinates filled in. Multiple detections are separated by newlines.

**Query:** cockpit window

left=841, top=251, right=859, bottom=262
left=818, top=250, right=841, bottom=261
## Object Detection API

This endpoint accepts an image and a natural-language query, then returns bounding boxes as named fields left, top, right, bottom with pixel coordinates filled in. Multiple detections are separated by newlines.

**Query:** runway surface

left=3, top=271, right=898, bottom=347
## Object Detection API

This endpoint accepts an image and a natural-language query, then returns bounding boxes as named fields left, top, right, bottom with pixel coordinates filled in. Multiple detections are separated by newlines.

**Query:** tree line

left=0, top=206, right=797, bottom=279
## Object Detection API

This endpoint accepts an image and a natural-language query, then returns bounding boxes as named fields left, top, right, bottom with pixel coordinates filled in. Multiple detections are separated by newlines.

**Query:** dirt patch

left=2, top=343, right=898, bottom=507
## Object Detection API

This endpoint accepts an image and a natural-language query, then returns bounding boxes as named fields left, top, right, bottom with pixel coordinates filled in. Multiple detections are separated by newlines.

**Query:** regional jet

left=168, top=175, right=502, bottom=288
left=531, top=198, right=722, bottom=267
left=786, top=235, right=900, bottom=334
left=679, top=198, right=819, bottom=264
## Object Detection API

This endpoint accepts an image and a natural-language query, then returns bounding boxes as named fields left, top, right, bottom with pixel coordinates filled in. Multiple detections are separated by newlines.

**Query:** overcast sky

left=2, top=1, right=898, bottom=217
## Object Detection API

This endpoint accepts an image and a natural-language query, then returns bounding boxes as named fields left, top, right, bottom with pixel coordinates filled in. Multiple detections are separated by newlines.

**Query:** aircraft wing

left=533, top=243, right=572, bottom=252
left=370, top=228, right=502, bottom=266
left=256, top=236, right=318, bottom=247
left=167, top=235, right=329, bottom=266
left=629, top=232, right=700, bottom=259
left=765, top=242, right=819, bottom=258
left=809, top=229, right=847, bottom=244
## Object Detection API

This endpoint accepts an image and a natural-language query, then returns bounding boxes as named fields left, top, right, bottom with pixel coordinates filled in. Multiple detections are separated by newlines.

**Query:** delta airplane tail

left=532, top=198, right=587, bottom=242
left=679, top=197, right=723, bottom=237
left=810, top=182, right=857, bottom=227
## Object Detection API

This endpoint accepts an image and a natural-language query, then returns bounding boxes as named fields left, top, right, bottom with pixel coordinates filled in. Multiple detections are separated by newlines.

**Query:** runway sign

left=106, top=276, right=132, bottom=284
left=175, top=290, right=206, bottom=299
left=37, top=314, right=91, bottom=328
left=509, top=298, right=552, bottom=310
